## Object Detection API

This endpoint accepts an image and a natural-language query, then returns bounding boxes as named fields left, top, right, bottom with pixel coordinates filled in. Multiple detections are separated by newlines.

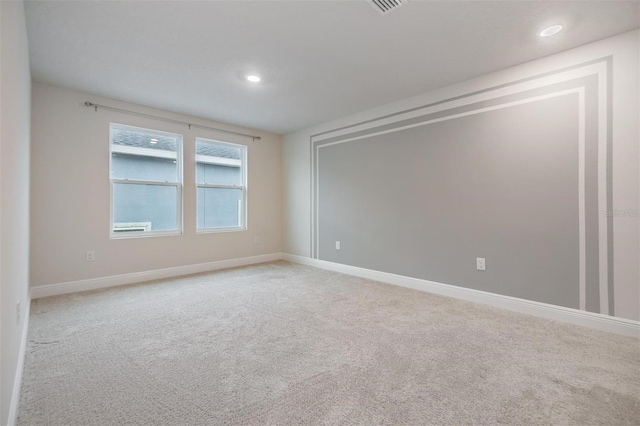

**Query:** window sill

left=196, top=227, right=247, bottom=235
left=110, top=230, right=183, bottom=240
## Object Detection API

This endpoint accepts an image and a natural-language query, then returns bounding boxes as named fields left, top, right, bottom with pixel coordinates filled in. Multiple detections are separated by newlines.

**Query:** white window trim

left=195, top=154, right=240, bottom=167
left=195, top=138, right=248, bottom=233
left=109, top=123, right=184, bottom=239
left=112, top=144, right=178, bottom=160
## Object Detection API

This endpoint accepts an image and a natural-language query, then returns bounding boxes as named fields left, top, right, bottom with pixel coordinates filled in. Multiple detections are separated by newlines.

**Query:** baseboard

left=31, top=253, right=283, bottom=299
left=29, top=252, right=640, bottom=337
left=7, top=293, right=31, bottom=426
left=282, top=254, right=640, bottom=338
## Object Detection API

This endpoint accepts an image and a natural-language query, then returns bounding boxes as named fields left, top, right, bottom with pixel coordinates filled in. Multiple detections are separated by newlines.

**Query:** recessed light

left=150, top=138, right=158, bottom=144
left=246, top=75, right=261, bottom=83
left=539, top=24, right=563, bottom=37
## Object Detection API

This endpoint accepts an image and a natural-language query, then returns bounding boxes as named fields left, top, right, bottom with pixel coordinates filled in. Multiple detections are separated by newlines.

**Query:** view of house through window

left=110, top=123, right=183, bottom=236
left=196, top=138, right=247, bottom=230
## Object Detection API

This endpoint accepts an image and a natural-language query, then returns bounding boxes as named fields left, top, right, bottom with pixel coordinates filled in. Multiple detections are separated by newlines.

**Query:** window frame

left=109, top=123, right=184, bottom=239
left=195, top=137, right=248, bottom=234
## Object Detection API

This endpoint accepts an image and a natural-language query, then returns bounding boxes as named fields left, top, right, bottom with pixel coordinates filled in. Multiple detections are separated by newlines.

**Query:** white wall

left=30, top=83, right=282, bottom=287
left=1, top=1, right=32, bottom=424
left=283, top=30, right=639, bottom=321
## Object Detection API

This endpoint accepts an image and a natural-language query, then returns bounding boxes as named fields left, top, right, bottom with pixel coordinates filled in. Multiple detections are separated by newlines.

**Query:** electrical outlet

left=335, top=241, right=341, bottom=250
left=476, top=257, right=486, bottom=271
left=254, top=236, right=261, bottom=244
left=16, top=300, right=21, bottom=325
left=86, top=250, right=95, bottom=262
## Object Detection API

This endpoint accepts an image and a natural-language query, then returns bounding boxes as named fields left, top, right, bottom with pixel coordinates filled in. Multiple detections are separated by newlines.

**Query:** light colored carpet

left=18, top=261, right=640, bottom=425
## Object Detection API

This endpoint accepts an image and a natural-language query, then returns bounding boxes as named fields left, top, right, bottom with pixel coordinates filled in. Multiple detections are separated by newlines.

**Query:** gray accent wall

left=316, top=84, right=603, bottom=311
left=285, top=33, right=639, bottom=320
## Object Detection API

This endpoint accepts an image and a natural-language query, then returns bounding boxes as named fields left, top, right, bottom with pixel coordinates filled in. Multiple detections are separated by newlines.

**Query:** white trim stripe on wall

left=578, top=88, right=587, bottom=311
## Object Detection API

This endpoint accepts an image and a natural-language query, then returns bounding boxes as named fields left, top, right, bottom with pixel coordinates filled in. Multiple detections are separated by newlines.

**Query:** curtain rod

left=84, top=101, right=261, bottom=141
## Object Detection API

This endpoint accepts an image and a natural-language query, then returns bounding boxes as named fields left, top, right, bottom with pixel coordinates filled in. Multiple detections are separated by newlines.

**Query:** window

left=110, top=123, right=183, bottom=237
left=196, top=138, right=247, bottom=231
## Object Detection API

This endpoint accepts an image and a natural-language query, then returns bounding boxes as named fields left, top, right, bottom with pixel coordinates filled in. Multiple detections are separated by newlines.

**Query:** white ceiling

left=25, top=0, right=639, bottom=134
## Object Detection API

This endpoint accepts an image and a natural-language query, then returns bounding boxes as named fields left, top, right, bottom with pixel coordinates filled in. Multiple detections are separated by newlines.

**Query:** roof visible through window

left=112, top=127, right=241, bottom=159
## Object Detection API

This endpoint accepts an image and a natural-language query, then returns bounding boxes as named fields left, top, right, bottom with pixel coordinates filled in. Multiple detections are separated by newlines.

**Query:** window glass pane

left=113, top=183, right=177, bottom=232
left=196, top=139, right=243, bottom=185
left=112, top=154, right=178, bottom=182
left=197, top=187, right=242, bottom=229
left=111, top=126, right=179, bottom=181
left=196, top=163, right=242, bottom=186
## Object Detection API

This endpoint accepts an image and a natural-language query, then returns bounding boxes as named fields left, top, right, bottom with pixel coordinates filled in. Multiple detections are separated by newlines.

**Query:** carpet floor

left=18, top=261, right=640, bottom=425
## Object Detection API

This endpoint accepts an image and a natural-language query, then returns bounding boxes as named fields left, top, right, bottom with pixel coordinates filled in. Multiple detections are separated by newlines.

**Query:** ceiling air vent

left=368, top=0, right=405, bottom=15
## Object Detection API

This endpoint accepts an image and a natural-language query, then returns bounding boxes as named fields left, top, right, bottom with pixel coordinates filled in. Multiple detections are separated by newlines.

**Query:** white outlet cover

left=476, top=257, right=486, bottom=271
left=335, top=241, right=341, bottom=250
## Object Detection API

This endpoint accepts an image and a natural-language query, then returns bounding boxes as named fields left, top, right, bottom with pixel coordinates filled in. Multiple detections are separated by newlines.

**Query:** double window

left=109, top=124, right=246, bottom=237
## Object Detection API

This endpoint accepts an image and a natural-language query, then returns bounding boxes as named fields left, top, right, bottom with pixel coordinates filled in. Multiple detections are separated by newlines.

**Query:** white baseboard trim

left=282, top=254, right=640, bottom=338
left=31, top=253, right=282, bottom=299
left=29, top=252, right=640, bottom=337
left=8, top=294, right=31, bottom=426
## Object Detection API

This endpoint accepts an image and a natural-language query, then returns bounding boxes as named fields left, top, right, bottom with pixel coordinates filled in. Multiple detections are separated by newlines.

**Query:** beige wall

left=1, top=1, right=32, bottom=424
left=283, top=30, right=639, bottom=321
left=30, top=83, right=282, bottom=287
